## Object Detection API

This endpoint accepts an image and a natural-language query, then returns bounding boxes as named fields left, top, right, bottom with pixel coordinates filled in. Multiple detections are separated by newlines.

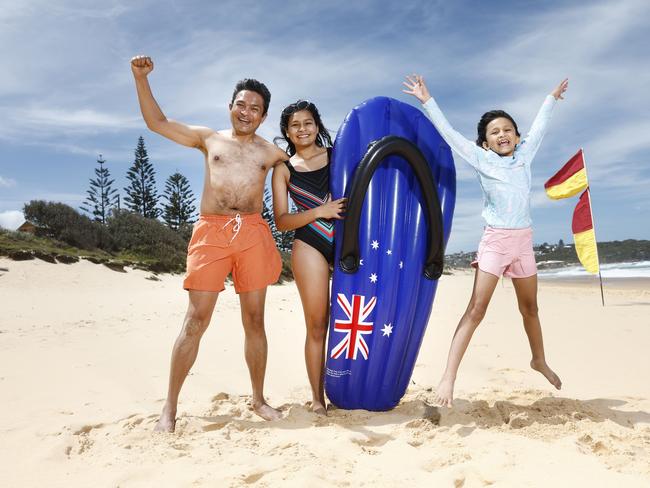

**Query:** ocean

left=538, top=261, right=650, bottom=279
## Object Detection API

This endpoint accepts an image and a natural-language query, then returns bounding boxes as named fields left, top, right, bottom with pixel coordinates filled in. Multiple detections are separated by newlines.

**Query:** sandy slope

left=1, top=258, right=648, bottom=487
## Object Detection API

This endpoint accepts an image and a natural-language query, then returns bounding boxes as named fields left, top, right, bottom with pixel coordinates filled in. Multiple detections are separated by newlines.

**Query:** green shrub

left=107, top=210, right=187, bottom=271
left=23, top=200, right=115, bottom=251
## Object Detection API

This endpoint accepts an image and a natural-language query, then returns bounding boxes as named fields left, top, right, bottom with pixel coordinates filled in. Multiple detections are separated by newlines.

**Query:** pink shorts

left=471, top=226, right=537, bottom=278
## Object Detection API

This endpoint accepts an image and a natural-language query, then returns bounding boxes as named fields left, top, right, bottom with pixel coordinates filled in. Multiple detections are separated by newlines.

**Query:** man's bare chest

left=205, top=141, right=270, bottom=175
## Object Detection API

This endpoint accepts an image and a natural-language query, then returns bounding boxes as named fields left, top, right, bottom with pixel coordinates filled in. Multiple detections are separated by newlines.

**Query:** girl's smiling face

left=482, top=117, right=521, bottom=157
left=287, top=110, right=318, bottom=150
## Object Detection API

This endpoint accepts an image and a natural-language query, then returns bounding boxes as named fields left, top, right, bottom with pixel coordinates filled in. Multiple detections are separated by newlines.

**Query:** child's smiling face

left=482, top=117, right=521, bottom=157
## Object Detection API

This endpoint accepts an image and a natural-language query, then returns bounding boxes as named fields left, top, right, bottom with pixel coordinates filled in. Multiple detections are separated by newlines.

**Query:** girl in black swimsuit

left=272, top=100, right=346, bottom=415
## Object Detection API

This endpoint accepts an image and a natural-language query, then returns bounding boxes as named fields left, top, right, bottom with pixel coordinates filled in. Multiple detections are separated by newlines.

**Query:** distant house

left=17, top=221, right=37, bottom=234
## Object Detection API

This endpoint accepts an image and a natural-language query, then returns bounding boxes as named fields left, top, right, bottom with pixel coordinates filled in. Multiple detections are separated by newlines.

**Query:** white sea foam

left=538, top=261, right=650, bottom=279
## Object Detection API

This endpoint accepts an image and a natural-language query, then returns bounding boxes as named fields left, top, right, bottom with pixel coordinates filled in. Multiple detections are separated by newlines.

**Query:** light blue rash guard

left=422, top=95, right=557, bottom=229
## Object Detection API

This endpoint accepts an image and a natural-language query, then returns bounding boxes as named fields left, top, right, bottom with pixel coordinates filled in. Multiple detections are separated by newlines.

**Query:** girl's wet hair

left=275, top=100, right=333, bottom=157
left=476, top=110, right=520, bottom=147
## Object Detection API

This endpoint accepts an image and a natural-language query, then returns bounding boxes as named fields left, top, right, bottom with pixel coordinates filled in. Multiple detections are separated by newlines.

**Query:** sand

left=1, top=258, right=649, bottom=487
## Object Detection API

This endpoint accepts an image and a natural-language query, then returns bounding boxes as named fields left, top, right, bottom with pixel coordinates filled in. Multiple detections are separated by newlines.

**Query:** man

left=131, top=55, right=288, bottom=432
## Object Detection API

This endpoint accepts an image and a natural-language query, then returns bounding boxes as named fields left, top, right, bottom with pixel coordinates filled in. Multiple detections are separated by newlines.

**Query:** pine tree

left=162, top=172, right=197, bottom=230
left=80, top=154, right=118, bottom=224
left=262, top=186, right=294, bottom=252
left=123, top=136, right=160, bottom=218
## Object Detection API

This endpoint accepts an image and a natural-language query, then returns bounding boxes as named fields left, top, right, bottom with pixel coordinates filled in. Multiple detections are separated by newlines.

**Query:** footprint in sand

left=577, top=434, right=611, bottom=455
left=73, top=423, right=105, bottom=435
left=242, top=471, right=268, bottom=484
left=349, top=431, right=393, bottom=448
left=422, top=451, right=473, bottom=472
left=68, top=428, right=99, bottom=456
left=201, top=416, right=231, bottom=432
left=119, top=414, right=149, bottom=431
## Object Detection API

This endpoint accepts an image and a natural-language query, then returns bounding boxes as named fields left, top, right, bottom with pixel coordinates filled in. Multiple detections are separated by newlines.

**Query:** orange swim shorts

left=183, top=213, right=282, bottom=293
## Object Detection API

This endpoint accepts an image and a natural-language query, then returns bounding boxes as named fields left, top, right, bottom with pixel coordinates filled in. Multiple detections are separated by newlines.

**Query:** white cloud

left=46, top=3, right=133, bottom=19
left=22, top=107, right=140, bottom=129
left=0, top=0, right=647, bottom=248
left=1, top=107, right=141, bottom=138
left=0, top=176, right=16, bottom=188
left=0, top=210, right=25, bottom=230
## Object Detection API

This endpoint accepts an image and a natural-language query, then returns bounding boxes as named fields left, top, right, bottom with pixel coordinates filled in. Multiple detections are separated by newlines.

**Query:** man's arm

left=269, top=144, right=290, bottom=166
left=131, top=55, right=212, bottom=150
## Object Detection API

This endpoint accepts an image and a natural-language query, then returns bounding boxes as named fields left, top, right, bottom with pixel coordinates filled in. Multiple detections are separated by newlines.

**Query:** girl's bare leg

left=291, top=240, right=330, bottom=414
left=511, top=274, right=562, bottom=389
left=435, top=269, right=499, bottom=407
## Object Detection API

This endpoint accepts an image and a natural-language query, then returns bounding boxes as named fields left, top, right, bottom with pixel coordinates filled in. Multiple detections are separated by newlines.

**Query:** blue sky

left=1, top=0, right=648, bottom=252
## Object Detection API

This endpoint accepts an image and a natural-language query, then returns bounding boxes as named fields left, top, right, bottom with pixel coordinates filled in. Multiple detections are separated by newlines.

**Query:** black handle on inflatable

left=339, top=135, right=444, bottom=280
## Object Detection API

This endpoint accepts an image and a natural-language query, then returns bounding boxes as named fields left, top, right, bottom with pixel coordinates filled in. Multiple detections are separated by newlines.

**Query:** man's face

left=229, top=90, right=266, bottom=135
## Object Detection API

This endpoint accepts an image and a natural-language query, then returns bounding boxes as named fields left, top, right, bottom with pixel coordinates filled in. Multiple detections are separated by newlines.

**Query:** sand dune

left=1, top=258, right=649, bottom=487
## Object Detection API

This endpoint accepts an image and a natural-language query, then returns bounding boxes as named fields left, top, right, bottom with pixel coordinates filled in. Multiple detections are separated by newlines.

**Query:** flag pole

left=581, top=148, right=605, bottom=306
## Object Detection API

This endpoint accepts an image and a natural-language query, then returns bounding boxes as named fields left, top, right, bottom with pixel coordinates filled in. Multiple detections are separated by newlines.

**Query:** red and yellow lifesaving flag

left=572, top=190, right=600, bottom=274
left=544, top=149, right=588, bottom=199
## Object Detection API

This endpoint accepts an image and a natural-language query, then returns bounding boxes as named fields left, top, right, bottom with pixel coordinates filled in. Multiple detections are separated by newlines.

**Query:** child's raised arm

left=403, top=74, right=432, bottom=104
left=403, top=74, right=479, bottom=167
left=520, top=78, right=569, bottom=161
left=551, top=78, right=569, bottom=100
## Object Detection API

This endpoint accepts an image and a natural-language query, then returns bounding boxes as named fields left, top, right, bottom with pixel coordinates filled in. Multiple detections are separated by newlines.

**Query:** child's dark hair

left=275, top=100, right=333, bottom=157
left=231, top=79, right=271, bottom=115
left=476, top=110, right=520, bottom=147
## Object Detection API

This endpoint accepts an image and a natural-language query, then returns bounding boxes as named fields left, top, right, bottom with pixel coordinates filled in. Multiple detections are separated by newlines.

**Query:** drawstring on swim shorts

left=221, top=213, right=242, bottom=245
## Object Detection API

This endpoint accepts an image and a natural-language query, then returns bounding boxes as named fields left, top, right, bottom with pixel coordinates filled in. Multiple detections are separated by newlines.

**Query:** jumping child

left=403, top=75, right=568, bottom=407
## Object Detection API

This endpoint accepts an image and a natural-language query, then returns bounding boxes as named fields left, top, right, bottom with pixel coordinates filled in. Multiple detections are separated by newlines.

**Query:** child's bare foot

left=434, top=376, right=455, bottom=407
left=252, top=401, right=282, bottom=421
left=310, top=400, right=327, bottom=416
left=531, top=359, right=562, bottom=390
left=154, top=405, right=176, bottom=433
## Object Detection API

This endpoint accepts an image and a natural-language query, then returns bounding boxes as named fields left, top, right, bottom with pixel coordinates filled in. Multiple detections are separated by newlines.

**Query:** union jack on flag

left=330, top=293, right=377, bottom=360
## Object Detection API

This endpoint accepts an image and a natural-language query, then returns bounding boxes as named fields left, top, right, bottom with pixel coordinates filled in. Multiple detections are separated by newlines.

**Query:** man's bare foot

left=252, top=401, right=282, bottom=421
left=434, top=376, right=455, bottom=407
left=531, top=359, right=562, bottom=390
left=154, top=405, right=176, bottom=433
left=309, top=400, right=327, bottom=416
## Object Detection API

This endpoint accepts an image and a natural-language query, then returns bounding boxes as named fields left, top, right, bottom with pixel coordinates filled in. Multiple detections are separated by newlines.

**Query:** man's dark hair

left=275, top=100, right=333, bottom=157
left=231, top=79, right=271, bottom=115
left=476, top=110, right=520, bottom=147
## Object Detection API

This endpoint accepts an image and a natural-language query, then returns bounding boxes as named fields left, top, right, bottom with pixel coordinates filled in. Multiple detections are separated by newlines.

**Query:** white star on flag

left=386, top=249, right=392, bottom=255
left=399, top=261, right=403, bottom=269
left=359, top=259, right=364, bottom=266
left=370, top=273, right=378, bottom=283
left=371, top=240, right=379, bottom=250
left=381, top=323, right=393, bottom=337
